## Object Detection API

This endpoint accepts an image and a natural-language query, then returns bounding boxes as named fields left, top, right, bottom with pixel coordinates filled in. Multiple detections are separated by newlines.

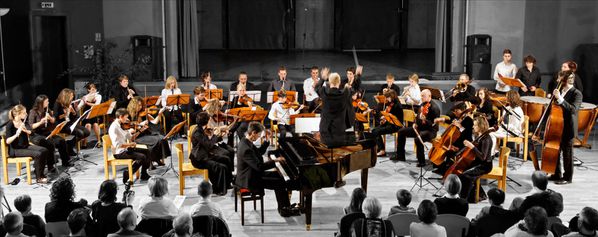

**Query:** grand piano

left=270, top=135, right=377, bottom=230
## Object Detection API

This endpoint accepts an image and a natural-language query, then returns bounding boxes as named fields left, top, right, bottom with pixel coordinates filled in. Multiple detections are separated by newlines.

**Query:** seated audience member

left=189, top=181, right=227, bottom=223
left=13, top=195, right=45, bottom=237
left=471, top=188, right=519, bottom=237
left=68, top=209, right=89, bottom=237
left=344, top=188, right=367, bottom=215
left=138, top=177, right=179, bottom=220
left=474, top=188, right=506, bottom=220
left=564, top=207, right=598, bottom=237
left=410, top=200, right=447, bottom=237
left=45, top=176, right=88, bottom=222
left=505, top=207, right=554, bottom=237
left=388, top=189, right=416, bottom=216
left=3, top=212, right=26, bottom=237
left=107, top=208, right=150, bottom=237
left=350, top=197, right=393, bottom=237
left=518, top=171, right=563, bottom=218
left=510, top=197, right=524, bottom=211
left=91, top=180, right=131, bottom=237
left=172, top=213, right=195, bottom=237
left=434, top=174, right=469, bottom=216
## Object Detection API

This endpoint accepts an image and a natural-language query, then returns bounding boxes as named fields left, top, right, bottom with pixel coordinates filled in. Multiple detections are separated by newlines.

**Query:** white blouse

left=157, top=88, right=182, bottom=111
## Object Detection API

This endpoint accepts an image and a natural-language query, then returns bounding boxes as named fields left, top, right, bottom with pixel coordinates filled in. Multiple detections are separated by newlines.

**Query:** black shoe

left=157, top=160, right=166, bottom=166
left=278, top=207, right=300, bottom=217
left=547, top=174, right=562, bottom=181
left=140, top=173, right=151, bottom=181
left=416, top=162, right=426, bottom=168
left=555, top=180, right=571, bottom=185
left=62, top=161, right=74, bottom=167
left=68, top=149, right=77, bottom=157
left=279, top=208, right=292, bottom=217
left=122, top=170, right=130, bottom=184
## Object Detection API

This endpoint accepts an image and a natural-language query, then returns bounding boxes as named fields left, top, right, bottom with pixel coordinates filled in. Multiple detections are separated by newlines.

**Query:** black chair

left=334, top=212, right=365, bottom=237
left=192, top=215, right=231, bottom=237
left=136, top=218, right=173, bottom=237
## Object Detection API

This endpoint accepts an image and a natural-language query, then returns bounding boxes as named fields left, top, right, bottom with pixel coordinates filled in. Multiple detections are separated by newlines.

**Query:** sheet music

left=173, top=195, right=186, bottom=209
left=107, top=101, right=117, bottom=114
left=69, top=109, right=91, bottom=132
left=228, top=91, right=261, bottom=102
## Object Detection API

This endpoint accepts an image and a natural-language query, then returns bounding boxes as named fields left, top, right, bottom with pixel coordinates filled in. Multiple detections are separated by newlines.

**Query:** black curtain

left=335, top=0, right=401, bottom=50
left=227, top=0, right=289, bottom=49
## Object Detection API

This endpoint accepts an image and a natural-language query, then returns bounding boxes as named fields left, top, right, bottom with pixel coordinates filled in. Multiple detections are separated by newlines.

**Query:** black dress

left=516, top=66, right=541, bottom=96
left=91, top=200, right=129, bottom=237
left=5, top=121, right=52, bottom=179
left=28, top=108, right=70, bottom=165
left=458, top=132, right=494, bottom=202
left=316, top=79, right=353, bottom=147
left=131, top=114, right=172, bottom=164
left=53, top=102, right=90, bottom=143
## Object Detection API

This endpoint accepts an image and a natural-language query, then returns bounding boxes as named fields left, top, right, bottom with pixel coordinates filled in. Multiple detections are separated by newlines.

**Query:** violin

left=282, top=101, right=300, bottom=109
left=238, top=95, right=253, bottom=106
left=352, top=99, right=369, bottom=111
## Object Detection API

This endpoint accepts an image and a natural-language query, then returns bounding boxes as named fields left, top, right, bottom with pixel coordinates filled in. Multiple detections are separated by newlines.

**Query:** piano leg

left=361, top=168, right=369, bottom=192
left=304, top=191, right=313, bottom=231
left=334, top=162, right=346, bottom=188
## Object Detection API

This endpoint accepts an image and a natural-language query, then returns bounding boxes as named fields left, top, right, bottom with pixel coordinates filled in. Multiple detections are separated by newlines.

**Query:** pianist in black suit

left=315, top=68, right=354, bottom=147
left=235, top=122, right=300, bottom=217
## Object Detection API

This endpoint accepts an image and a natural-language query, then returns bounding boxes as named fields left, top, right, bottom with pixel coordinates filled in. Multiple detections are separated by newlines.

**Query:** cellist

left=431, top=102, right=474, bottom=173
left=549, top=71, right=582, bottom=185
left=457, top=116, right=493, bottom=202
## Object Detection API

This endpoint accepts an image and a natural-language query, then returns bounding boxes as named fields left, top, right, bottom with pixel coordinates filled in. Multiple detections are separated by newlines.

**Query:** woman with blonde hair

left=490, top=90, right=524, bottom=154
left=127, top=96, right=170, bottom=168
left=138, top=177, right=179, bottom=220
left=402, top=73, right=422, bottom=106
left=6, top=105, right=53, bottom=183
left=157, top=76, right=184, bottom=136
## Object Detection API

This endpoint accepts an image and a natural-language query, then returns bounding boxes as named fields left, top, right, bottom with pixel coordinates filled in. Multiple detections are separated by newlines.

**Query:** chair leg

left=26, top=161, right=32, bottom=185
left=128, top=163, right=134, bottom=182
left=516, top=143, right=520, bottom=157
left=475, top=179, right=481, bottom=203
left=254, top=197, right=257, bottom=210
left=179, top=174, right=185, bottom=195
left=112, top=164, right=117, bottom=179
left=241, top=197, right=245, bottom=226
left=3, top=163, right=9, bottom=185
left=523, top=139, right=528, bottom=161
left=16, top=163, right=21, bottom=176
left=104, top=162, right=109, bottom=180
left=234, top=188, right=238, bottom=212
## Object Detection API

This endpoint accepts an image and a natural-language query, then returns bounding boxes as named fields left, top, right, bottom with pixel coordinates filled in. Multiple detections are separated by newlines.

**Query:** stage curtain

left=227, top=0, right=288, bottom=50
left=336, top=0, right=401, bottom=50
left=178, top=0, right=200, bottom=77
left=435, top=0, right=449, bottom=72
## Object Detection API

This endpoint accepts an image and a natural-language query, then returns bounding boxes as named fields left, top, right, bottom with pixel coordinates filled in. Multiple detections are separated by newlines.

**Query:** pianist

left=236, top=122, right=301, bottom=217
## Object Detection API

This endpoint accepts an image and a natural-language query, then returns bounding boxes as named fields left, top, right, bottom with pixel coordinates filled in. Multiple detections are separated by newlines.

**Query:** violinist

left=379, top=73, right=401, bottom=95
left=53, top=88, right=91, bottom=148
left=396, top=89, right=439, bottom=166
left=157, top=76, right=184, bottom=136
left=268, top=90, right=304, bottom=145
left=108, top=108, right=151, bottom=184
left=365, top=89, right=402, bottom=157
left=230, top=71, right=255, bottom=91
left=401, top=73, right=422, bottom=107
left=127, top=96, right=170, bottom=168
left=6, top=105, right=53, bottom=184
left=111, top=75, right=137, bottom=110
left=201, top=71, right=217, bottom=90
left=471, top=88, right=496, bottom=127
left=489, top=91, right=524, bottom=155
left=432, top=102, right=474, bottom=173
left=190, top=86, right=207, bottom=124
left=549, top=71, right=582, bottom=185
left=228, top=84, right=251, bottom=146
left=203, top=98, right=236, bottom=158
left=458, top=116, right=494, bottom=202
left=28, top=95, right=71, bottom=167
left=352, top=90, right=371, bottom=140
left=77, top=83, right=102, bottom=147
left=190, top=112, right=233, bottom=195
left=449, top=74, right=476, bottom=103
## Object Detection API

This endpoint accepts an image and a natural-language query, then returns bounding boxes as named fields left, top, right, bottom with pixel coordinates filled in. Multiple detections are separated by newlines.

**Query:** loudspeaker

left=466, top=34, right=491, bottom=64
left=132, top=35, right=164, bottom=81
left=575, top=44, right=598, bottom=103
left=468, top=63, right=491, bottom=81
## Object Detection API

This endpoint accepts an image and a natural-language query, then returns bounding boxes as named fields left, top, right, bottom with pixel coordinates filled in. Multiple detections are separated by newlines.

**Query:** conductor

left=315, top=67, right=354, bottom=147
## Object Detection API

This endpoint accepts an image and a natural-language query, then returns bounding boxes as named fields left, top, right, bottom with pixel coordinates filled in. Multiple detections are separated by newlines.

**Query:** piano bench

left=234, top=187, right=264, bottom=225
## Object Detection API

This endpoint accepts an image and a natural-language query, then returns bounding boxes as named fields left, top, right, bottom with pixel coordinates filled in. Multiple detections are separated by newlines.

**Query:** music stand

left=144, top=96, right=160, bottom=106
left=228, top=91, right=262, bottom=102
left=267, top=91, right=297, bottom=103
left=87, top=99, right=115, bottom=149
left=419, top=86, right=446, bottom=102
left=46, top=121, right=67, bottom=140
left=238, top=109, right=268, bottom=123
left=498, top=73, right=526, bottom=89
left=290, top=113, right=316, bottom=125
left=206, top=89, right=223, bottom=100
left=165, top=94, right=190, bottom=135
left=161, top=120, right=187, bottom=177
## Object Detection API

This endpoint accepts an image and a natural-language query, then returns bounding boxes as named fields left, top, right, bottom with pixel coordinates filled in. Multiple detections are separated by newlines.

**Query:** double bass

left=429, top=105, right=475, bottom=166
left=529, top=81, right=564, bottom=173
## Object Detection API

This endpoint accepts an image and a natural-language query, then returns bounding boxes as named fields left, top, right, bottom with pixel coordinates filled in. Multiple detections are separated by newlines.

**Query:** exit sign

left=41, top=2, right=54, bottom=9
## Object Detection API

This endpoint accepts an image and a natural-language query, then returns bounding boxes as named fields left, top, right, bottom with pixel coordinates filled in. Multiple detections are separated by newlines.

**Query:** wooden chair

left=1, top=137, right=33, bottom=185
left=436, top=214, right=470, bottom=237
left=475, top=147, right=511, bottom=203
left=234, top=186, right=264, bottom=226
left=535, top=88, right=547, bottom=98
left=175, top=143, right=208, bottom=195
left=398, top=109, right=418, bottom=152
left=387, top=213, right=420, bottom=236
left=101, top=135, right=139, bottom=181
left=270, top=120, right=279, bottom=148
left=502, top=115, right=529, bottom=161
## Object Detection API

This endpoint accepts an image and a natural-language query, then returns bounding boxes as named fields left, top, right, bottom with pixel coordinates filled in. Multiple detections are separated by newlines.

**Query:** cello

left=442, top=130, right=490, bottom=180
left=429, top=105, right=475, bottom=166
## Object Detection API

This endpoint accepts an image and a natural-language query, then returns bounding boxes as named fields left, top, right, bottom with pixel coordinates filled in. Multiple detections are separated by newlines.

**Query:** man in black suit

left=111, top=75, right=137, bottom=110
left=230, top=71, right=255, bottom=92
left=235, top=122, right=300, bottom=217
left=551, top=71, right=582, bottom=184
left=315, top=68, right=353, bottom=147
left=396, top=89, right=440, bottom=166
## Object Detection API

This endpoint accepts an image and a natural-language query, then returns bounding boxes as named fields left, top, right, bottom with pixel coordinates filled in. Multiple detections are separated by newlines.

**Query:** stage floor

left=3, top=128, right=598, bottom=237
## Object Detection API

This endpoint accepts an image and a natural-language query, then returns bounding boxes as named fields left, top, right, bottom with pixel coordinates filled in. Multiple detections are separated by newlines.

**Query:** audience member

left=45, top=176, right=88, bottom=222
left=13, top=195, right=45, bottom=237
left=92, top=180, right=131, bottom=237
left=471, top=188, right=520, bottom=237
left=3, top=212, right=27, bottom=237
left=138, top=177, right=179, bottom=220
left=350, top=197, right=393, bottom=237
left=564, top=207, right=598, bottom=237
left=475, top=188, right=506, bottom=220
left=410, top=200, right=447, bottom=237
left=67, top=208, right=88, bottom=237
left=172, top=213, right=195, bottom=237
left=189, top=181, right=226, bottom=222
left=107, top=208, right=150, bottom=237
left=505, top=206, right=554, bottom=237
left=434, top=174, right=469, bottom=216
left=344, top=187, right=367, bottom=215
left=518, top=171, right=564, bottom=218
left=0, top=185, right=5, bottom=237
left=388, top=189, right=416, bottom=216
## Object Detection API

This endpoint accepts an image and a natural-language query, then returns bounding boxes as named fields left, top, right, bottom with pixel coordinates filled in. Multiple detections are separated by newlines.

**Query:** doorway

left=31, top=15, right=69, bottom=100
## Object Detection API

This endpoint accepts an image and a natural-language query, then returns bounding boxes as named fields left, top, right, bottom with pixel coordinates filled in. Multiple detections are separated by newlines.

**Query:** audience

left=517, top=171, right=564, bottom=218
left=564, top=207, right=598, bottom=237
left=91, top=180, right=131, bottom=237
left=471, top=189, right=520, bottom=237
left=3, top=212, right=26, bottom=237
left=67, top=208, right=88, bottom=237
left=344, top=187, right=367, bottom=215
left=388, top=189, right=416, bottom=216
left=169, top=213, right=196, bottom=237
left=474, top=188, right=506, bottom=220
left=350, top=197, right=393, bottom=237
left=434, top=174, right=469, bottom=216
left=410, top=200, right=447, bottom=237
left=505, top=206, right=554, bottom=237
left=138, top=177, right=179, bottom=220
left=189, top=181, right=227, bottom=222
left=45, top=176, right=88, bottom=222
left=13, top=195, right=45, bottom=237
left=107, top=208, right=150, bottom=237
